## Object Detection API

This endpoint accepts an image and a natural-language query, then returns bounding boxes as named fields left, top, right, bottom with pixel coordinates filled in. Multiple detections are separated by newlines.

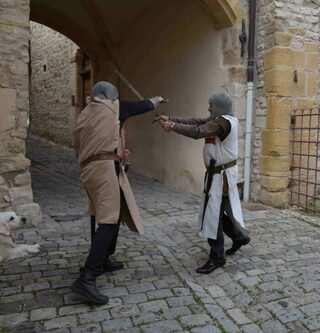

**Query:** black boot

left=225, top=236, right=251, bottom=255
left=71, top=268, right=109, bottom=305
left=196, top=258, right=226, bottom=274
left=102, top=258, right=124, bottom=273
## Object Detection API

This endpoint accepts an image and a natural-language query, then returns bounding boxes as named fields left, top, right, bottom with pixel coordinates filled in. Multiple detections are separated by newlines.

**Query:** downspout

left=243, top=0, right=257, bottom=202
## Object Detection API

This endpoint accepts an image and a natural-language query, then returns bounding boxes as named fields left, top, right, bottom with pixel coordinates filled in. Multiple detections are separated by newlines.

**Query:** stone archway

left=30, top=0, right=245, bottom=81
left=0, top=0, right=245, bottom=222
left=194, top=0, right=244, bottom=29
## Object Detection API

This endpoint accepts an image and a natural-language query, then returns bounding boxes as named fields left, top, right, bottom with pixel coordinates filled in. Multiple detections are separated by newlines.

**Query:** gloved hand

left=155, top=115, right=169, bottom=126
left=122, top=148, right=130, bottom=160
left=149, top=96, right=165, bottom=109
left=120, top=149, right=130, bottom=173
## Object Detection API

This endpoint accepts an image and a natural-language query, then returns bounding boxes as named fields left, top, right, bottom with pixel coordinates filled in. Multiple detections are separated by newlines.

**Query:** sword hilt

left=152, top=110, right=166, bottom=123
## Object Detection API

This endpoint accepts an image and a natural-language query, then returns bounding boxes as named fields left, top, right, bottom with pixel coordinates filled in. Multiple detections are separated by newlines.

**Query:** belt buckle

left=218, top=164, right=225, bottom=174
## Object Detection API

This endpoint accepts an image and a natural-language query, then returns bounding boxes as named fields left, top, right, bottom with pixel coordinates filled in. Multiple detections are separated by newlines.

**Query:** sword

left=115, top=69, right=168, bottom=120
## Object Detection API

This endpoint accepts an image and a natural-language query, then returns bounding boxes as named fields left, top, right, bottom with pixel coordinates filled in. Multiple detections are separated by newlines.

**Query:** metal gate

left=290, top=105, right=320, bottom=214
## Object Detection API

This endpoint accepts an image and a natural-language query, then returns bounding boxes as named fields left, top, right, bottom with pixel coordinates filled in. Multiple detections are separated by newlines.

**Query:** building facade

left=0, top=0, right=319, bottom=224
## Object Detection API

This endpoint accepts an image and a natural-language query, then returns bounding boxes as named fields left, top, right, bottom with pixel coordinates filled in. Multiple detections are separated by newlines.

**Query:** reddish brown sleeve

left=215, top=117, right=231, bottom=141
left=172, top=119, right=222, bottom=139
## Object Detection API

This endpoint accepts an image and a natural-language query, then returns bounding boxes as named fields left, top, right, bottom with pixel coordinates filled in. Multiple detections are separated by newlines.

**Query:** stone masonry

left=0, top=0, right=41, bottom=225
left=252, top=0, right=320, bottom=207
left=1, top=135, right=320, bottom=332
left=29, top=22, right=78, bottom=147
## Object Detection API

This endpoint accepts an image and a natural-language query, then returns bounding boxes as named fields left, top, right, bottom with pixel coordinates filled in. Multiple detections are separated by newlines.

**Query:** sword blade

left=115, top=69, right=144, bottom=101
left=115, top=69, right=168, bottom=123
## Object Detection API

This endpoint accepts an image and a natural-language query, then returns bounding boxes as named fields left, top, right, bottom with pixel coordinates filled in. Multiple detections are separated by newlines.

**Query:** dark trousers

left=85, top=222, right=120, bottom=272
left=208, top=196, right=246, bottom=261
left=105, top=221, right=120, bottom=257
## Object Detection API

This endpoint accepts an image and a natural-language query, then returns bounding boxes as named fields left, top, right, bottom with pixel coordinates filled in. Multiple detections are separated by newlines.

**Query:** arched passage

left=194, top=0, right=244, bottom=28
left=29, top=0, right=246, bottom=194
left=0, top=0, right=245, bottom=221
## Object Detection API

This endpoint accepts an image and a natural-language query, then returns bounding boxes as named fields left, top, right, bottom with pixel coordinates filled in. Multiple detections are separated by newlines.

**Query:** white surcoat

left=199, top=115, right=247, bottom=239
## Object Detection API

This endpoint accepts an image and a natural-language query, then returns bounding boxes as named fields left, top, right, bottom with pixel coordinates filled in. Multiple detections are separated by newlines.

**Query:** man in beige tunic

left=71, top=81, right=163, bottom=304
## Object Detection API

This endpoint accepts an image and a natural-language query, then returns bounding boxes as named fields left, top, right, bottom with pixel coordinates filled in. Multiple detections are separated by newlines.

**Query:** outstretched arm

left=172, top=120, right=223, bottom=139
left=170, top=116, right=209, bottom=125
left=157, top=115, right=209, bottom=125
left=119, top=97, right=163, bottom=124
left=119, top=100, right=153, bottom=124
left=162, top=118, right=231, bottom=140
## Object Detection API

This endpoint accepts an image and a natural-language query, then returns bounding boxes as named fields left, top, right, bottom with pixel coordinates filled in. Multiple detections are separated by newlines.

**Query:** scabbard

left=201, top=159, right=215, bottom=230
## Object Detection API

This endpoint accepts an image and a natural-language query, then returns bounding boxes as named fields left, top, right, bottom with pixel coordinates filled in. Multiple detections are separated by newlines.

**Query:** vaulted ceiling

left=30, top=0, right=244, bottom=62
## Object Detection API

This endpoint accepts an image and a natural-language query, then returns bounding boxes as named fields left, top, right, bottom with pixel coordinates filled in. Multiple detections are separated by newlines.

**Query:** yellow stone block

left=306, top=73, right=319, bottom=97
left=260, top=156, right=290, bottom=173
left=233, top=1, right=245, bottom=23
left=216, top=11, right=233, bottom=28
left=264, top=47, right=293, bottom=70
left=0, top=18, right=29, bottom=29
left=293, top=51, right=305, bottom=69
left=292, top=71, right=306, bottom=97
left=266, top=97, right=292, bottom=129
left=0, top=88, right=16, bottom=133
left=294, top=99, right=317, bottom=109
left=261, top=130, right=290, bottom=156
left=260, top=190, right=289, bottom=208
left=202, top=0, right=243, bottom=28
left=304, top=42, right=319, bottom=52
left=288, top=27, right=305, bottom=36
left=261, top=176, right=289, bottom=192
left=264, top=69, right=293, bottom=96
left=275, top=33, right=292, bottom=46
left=306, top=54, right=319, bottom=71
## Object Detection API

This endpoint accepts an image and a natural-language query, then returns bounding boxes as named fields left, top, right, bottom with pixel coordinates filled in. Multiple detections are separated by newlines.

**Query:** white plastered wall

left=119, top=0, right=237, bottom=194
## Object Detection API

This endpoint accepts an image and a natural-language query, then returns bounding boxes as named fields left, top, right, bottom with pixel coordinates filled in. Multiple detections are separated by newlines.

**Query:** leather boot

left=71, top=268, right=109, bottom=305
left=196, top=258, right=226, bottom=274
left=225, top=236, right=251, bottom=255
left=102, top=258, right=124, bottom=273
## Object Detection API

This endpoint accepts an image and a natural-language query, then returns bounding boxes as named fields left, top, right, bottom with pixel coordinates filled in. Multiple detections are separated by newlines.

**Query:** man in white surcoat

left=158, top=92, right=250, bottom=274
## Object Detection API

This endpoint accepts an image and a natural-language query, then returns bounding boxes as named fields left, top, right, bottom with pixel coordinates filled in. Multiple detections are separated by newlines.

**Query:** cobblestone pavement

left=1, top=135, right=320, bottom=333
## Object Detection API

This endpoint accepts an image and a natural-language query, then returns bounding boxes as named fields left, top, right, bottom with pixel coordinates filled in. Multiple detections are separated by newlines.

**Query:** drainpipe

left=243, top=0, right=257, bottom=202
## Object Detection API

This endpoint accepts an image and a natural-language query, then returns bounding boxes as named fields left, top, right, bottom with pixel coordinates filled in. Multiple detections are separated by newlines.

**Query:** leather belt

left=205, top=137, right=216, bottom=144
left=80, top=152, right=120, bottom=169
left=213, top=160, right=237, bottom=174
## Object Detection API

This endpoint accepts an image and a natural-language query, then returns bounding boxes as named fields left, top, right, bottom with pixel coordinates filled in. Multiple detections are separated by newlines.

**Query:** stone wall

left=0, top=0, right=41, bottom=224
left=252, top=0, right=320, bottom=207
left=250, top=0, right=275, bottom=202
left=29, top=22, right=78, bottom=146
left=221, top=24, right=247, bottom=184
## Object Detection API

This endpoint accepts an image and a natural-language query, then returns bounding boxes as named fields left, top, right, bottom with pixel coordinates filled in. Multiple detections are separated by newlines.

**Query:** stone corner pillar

left=0, top=0, right=42, bottom=225
left=261, top=46, right=294, bottom=208
left=261, top=43, right=319, bottom=208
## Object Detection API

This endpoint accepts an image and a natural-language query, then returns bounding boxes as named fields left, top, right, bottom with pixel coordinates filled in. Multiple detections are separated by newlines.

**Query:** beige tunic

left=73, top=99, right=144, bottom=234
